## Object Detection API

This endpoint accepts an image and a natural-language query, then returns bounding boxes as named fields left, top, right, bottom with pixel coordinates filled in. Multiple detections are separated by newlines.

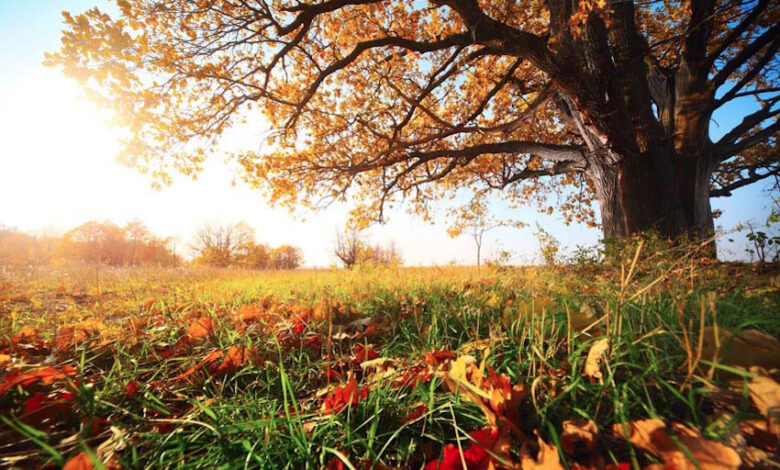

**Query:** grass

left=0, top=250, right=778, bottom=469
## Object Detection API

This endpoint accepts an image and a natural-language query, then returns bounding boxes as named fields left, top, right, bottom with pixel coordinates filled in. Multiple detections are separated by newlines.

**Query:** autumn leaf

left=123, top=380, right=141, bottom=399
left=185, top=317, right=214, bottom=340
left=12, top=326, right=39, bottom=344
left=699, top=326, right=780, bottom=371
left=583, top=338, right=609, bottom=384
left=520, top=433, right=563, bottom=470
left=613, top=419, right=740, bottom=469
left=63, top=452, right=95, bottom=470
left=321, top=374, right=368, bottom=414
left=747, top=376, right=780, bottom=437
left=176, top=346, right=261, bottom=382
left=425, top=426, right=515, bottom=470
left=0, top=365, right=77, bottom=396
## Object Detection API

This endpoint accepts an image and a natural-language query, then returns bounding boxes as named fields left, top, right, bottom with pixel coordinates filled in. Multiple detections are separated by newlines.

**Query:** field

left=1, top=248, right=779, bottom=469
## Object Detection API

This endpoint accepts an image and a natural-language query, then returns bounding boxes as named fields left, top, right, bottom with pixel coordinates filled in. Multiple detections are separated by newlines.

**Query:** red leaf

left=402, top=403, right=428, bottom=423
left=353, top=344, right=378, bottom=363
left=23, top=393, right=44, bottom=414
left=424, top=350, right=456, bottom=366
left=0, top=365, right=77, bottom=397
left=63, top=452, right=95, bottom=470
left=424, top=427, right=506, bottom=470
left=124, top=380, right=141, bottom=399
left=186, top=317, right=214, bottom=340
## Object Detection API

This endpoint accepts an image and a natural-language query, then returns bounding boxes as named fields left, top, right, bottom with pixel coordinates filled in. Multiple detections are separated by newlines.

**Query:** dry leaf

left=747, top=376, right=780, bottom=436
left=520, top=432, right=563, bottom=469
left=700, top=327, right=780, bottom=371
left=584, top=338, right=609, bottom=383
left=185, top=317, right=214, bottom=340
left=0, top=365, right=77, bottom=396
left=63, top=452, right=95, bottom=470
left=613, top=419, right=740, bottom=469
left=560, top=419, right=598, bottom=455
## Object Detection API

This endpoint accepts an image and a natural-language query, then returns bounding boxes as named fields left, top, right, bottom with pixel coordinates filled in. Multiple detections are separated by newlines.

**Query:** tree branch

left=707, top=0, right=770, bottom=65
left=714, top=34, right=780, bottom=107
left=715, top=99, right=780, bottom=150
left=431, top=0, right=553, bottom=72
left=711, top=166, right=780, bottom=197
left=715, top=119, right=780, bottom=161
left=712, top=22, right=780, bottom=88
left=499, top=160, right=586, bottom=189
left=285, top=32, right=471, bottom=127
left=403, top=140, right=586, bottom=163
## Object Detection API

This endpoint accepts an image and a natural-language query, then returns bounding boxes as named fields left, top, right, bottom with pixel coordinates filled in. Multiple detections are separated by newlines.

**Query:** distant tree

left=64, top=221, right=128, bottom=265
left=448, top=196, right=519, bottom=267
left=135, top=235, right=178, bottom=266
left=0, top=228, right=35, bottom=265
left=334, top=226, right=364, bottom=269
left=534, top=223, right=561, bottom=266
left=270, top=245, right=303, bottom=270
left=358, top=241, right=403, bottom=267
left=192, top=222, right=254, bottom=267
left=124, top=219, right=150, bottom=267
left=240, top=242, right=272, bottom=269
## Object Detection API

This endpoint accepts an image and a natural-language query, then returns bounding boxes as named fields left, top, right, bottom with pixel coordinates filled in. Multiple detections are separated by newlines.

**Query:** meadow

left=0, top=243, right=778, bottom=469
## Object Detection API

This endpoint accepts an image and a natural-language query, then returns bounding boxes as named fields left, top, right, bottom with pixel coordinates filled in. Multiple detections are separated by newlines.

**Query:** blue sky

left=0, top=1, right=774, bottom=265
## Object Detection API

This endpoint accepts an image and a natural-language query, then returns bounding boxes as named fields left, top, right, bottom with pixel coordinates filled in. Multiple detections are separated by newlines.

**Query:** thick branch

left=715, top=100, right=780, bottom=150
left=286, top=32, right=471, bottom=126
left=714, top=35, right=780, bottom=106
left=707, top=0, right=770, bottom=64
left=432, top=0, right=552, bottom=72
left=715, top=119, right=780, bottom=161
left=712, top=22, right=780, bottom=88
left=278, top=0, right=384, bottom=35
left=405, top=140, right=585, bottom=163
left=711, top=167, right=780, bottom=197
left=499, top=160, right=586, bottom=188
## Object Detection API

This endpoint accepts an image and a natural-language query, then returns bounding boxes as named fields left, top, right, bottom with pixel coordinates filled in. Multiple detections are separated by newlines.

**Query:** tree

left=192, top=222, right=255, bottom=267
left=534, top=223, right=561, bottom=266
left=240, top=242, right=272, bottom=269
left=48, top=1, right=780, bottom=243
left=448, top=196, right=517, bottom=266
left=125, top=219, right=150, bottom=267
left=270, top=245, right=303, bottom=270
left=64, top=221, right=128, bottom=265
left=334, top=226, right=365, bottom=268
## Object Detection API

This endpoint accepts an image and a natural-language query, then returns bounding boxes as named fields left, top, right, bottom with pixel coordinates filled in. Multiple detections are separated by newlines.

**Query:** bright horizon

left=0, top=1, right=775, bottom=266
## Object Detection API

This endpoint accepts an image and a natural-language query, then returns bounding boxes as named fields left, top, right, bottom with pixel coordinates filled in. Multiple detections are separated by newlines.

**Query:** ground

left=0, top=250, right=779, bottom=469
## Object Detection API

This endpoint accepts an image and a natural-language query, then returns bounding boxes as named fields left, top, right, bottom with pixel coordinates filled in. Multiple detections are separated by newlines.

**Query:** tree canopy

left=47, top=0, right=779, bottom=239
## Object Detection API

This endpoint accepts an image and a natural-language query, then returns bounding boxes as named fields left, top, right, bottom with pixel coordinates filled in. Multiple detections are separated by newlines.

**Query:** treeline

left=334, top=227, right=402, bottom=268
left=0, top=220, right=303, bottom=269
left=0, top=220, right=176, bottom=266
left=191, top=222, right=303, bottom=269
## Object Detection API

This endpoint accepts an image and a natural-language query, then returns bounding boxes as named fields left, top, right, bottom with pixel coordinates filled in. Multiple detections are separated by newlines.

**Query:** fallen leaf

left=700, top=327, right=780, bottom=371
left=613, top=419, right=740, bottom=469
left=425, top=426, right=515, bottom=470
left=0, top=365, right=77, bottom=396
left=123, top=380, right=141, bottom=399
left=185, top=317, right=214, bottom=340
left=583, top=338, right=609, bottom=384
left=560, top=419, right=598, bottom=455
left=63, top=452, right=94, bottom=470
left=520, top=432, right=563, bottom=469
left=747, top=376, right=780, bottom=436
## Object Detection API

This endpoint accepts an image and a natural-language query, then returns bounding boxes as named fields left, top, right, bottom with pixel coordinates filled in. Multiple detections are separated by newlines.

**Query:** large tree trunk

left=589, top=147, right=715, bottom=243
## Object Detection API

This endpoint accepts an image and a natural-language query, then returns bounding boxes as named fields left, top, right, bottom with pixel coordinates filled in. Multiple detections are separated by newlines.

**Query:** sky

left=0, top=1, right=775, bottom=266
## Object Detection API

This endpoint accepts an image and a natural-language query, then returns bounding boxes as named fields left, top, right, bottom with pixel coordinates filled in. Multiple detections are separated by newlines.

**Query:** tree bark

left=588, top=147, right=715, bottom=243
